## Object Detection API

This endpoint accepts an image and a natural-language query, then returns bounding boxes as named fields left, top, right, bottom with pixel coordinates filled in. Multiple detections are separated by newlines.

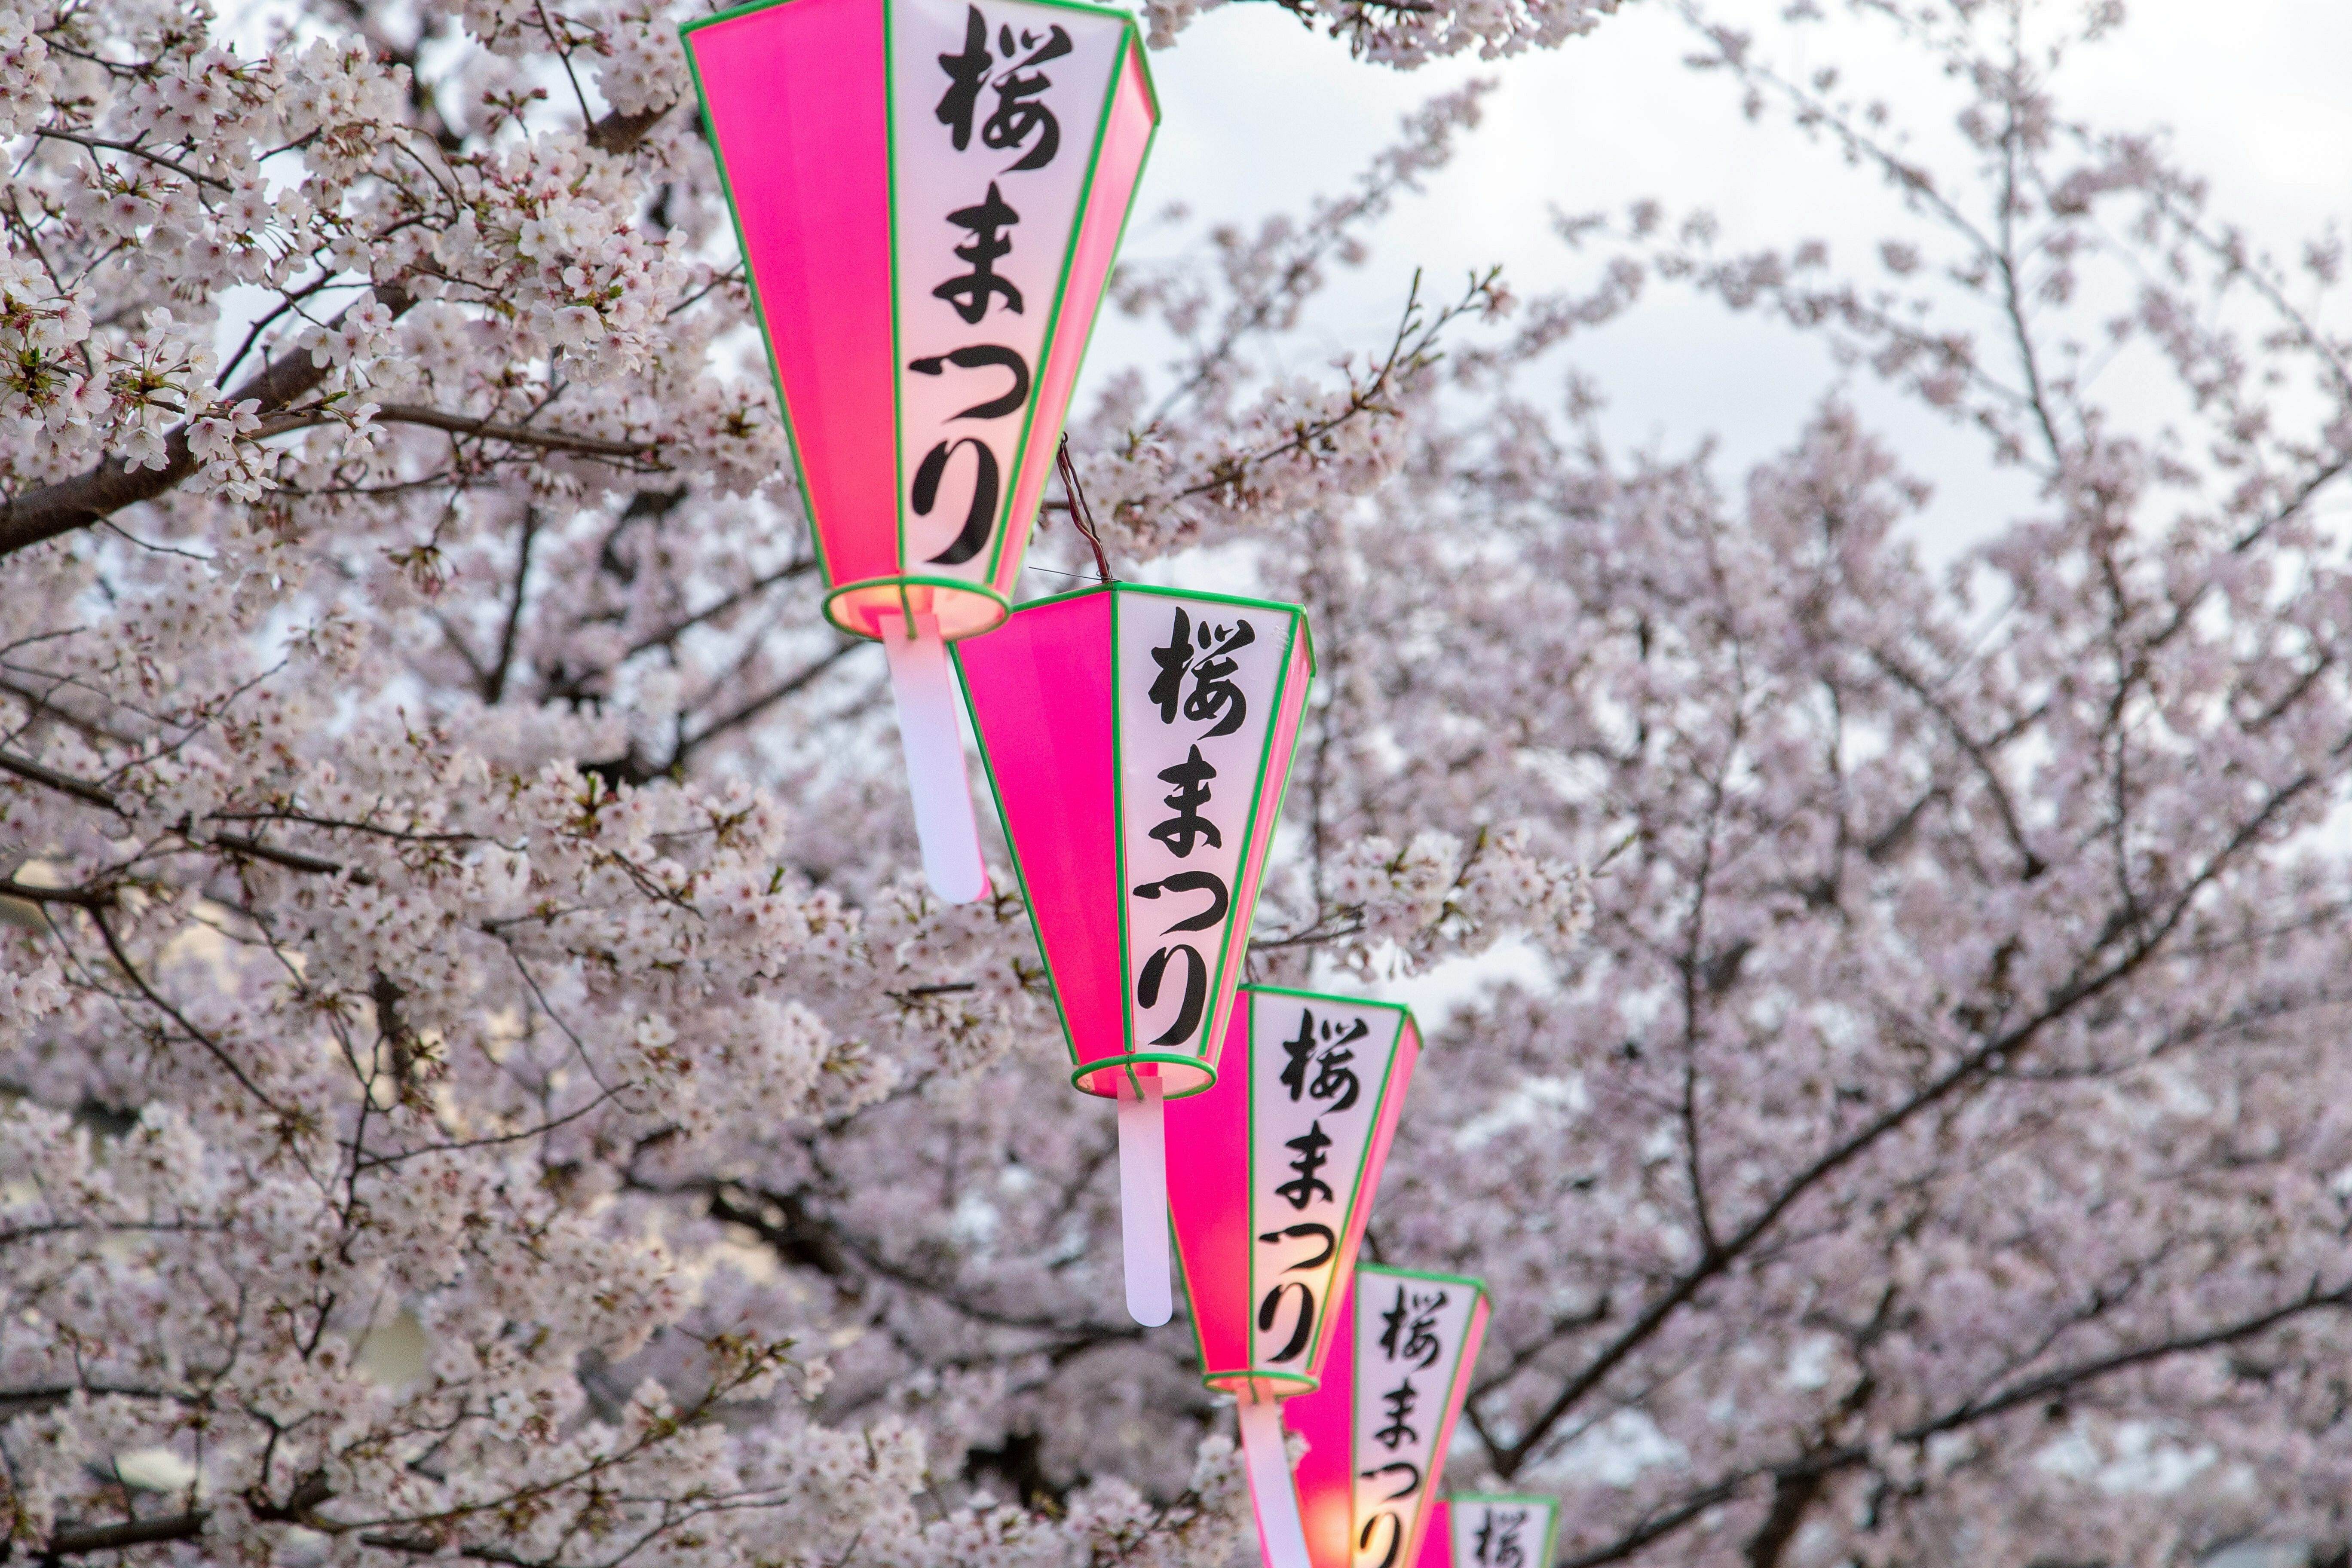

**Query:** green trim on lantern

left=1442, top=1493, right=1564, bottom=1568
left=1357, top=1259, right=1489, bottom=1294
left=1110, top=584, right=1136, bottom=1057
left=1350, top=1258, right=1489, bottom=1559
left=1420, top=1289, right=1487, bottom=1563
left=1105, top=582, right=1321, bottom=675
left=881, top=0, right=910, bottom=618
left=1319, top=1000, right=1407, bottom=1376
left=1174, top=986, right=1243, bottom=1382
left=1202, top=601, right=1301, bottom=1059
left=677, top=0, right=842, bottom=592
left=1100, top=583, right=1316, bottom=1069
left=953, top=581, right=1313, bottom=1089
left=1007, top=25, right=1161, bottom=603
left=680, top=0, right=802, bottom=30
left=984, top=6, right=1135, bottom=587
left=1234, top=986, right=1411, bottom=1388
left=1067, top=1051, right=1216, bottom=1098
left=822, top=574, right=1012, bottom=640
left=1004, top=579, right=1315, bottom=641
left=1241, top=986, right=1260, bottom=1372
left=1200, top=1366, right=1317, bottom=1396
left=1242, top=983, right=1416, bottom=1023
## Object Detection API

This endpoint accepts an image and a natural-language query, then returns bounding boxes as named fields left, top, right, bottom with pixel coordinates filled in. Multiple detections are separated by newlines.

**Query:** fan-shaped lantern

left=1415, top=1497, right=1561, bottom=1568
left=1165, top=986, right=1424, bottom=1568
left=681, top=0, right=1158, bottom=903
left=956, top=584, right=1314, bottom=1324
left=1286, top=1264, right=1491, bottom=1568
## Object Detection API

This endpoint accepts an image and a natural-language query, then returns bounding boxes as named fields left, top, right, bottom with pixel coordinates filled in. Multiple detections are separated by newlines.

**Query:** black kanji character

left=1280, top=1009, right=1317, bottom=1102
left=910, top=436, right=998, bottom=566
left=1473, top=1510, right=1528, bottom=1568
left=1359, top=1513, right=1406, bottom=1568
left=1255, top=1221, right=1336, bottom=1270
left=1137, top=942, right=1206, bottom=1044
left=1148, top=606, right=1193, bottom=723
left=1132, top=869, right=1228, bottom=933
left=1377, top=1283, right=1448, bottom=1370
left=1372, top=1377, right=1419, bottom=1449
left=1182, top=619, right=1255, bottom=736
left=934, top=182, right=1022, bottom=325
left=1274, top=1121, right=1332, bottom=1210
left=1359, top=1461, right=1421, bottom=1503
left=1282, top=1010, right=1366, bottom=1110
left=1309, top=1045, right=1359, bottom=1112
left=934, top=6, right=992, bottom=149
left=906, top=344, right=1029, bottom=420
left=981, top=24, right=1071, bottom=172
left=1255, top=1280, right=1314, bottom=1363
left=1147, top=745, right=1219, bottom=858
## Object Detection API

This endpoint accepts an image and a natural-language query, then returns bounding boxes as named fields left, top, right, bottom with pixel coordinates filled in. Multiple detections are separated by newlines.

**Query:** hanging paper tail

left=1237, top=1397, right=1312, bottom=1568
left=880, top=612, right=991, bottom=905
left=1116, top=1075, right=1172, bottom=1326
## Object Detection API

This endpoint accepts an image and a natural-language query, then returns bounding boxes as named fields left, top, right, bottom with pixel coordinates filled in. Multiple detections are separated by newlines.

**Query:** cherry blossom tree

left=3, top=0, right=2349, bottom=1566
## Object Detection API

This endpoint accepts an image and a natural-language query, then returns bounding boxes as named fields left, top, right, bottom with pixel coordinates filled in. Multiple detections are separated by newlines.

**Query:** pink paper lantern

left=680, top=0, right=1158, bottom=903
left=1286, top=1264, right=1491, bottom=1568
left=1165, top=986, right=1423, bottom=1568
left=1415, top=1496, right=1562, bottom=1568
left=955, top=584, right=1314, bottom=1323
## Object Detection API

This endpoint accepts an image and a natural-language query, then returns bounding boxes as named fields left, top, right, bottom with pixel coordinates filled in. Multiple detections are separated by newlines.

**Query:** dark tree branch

left=34, top=1511, right=210, bottom=1561
left=0, top=288, right=413, bottom=560
left=0, top=748, right=126, bottom=813
left=0, top=875, right=112, bottom=910
left=360, top=405, right=663, bottom=462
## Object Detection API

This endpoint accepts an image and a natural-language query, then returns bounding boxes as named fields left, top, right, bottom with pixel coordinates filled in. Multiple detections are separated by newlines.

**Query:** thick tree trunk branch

left=33, top=1511, right=210, bottom=1561
left=1742, top=1471, right=1824, bottom=1568
left=0, top=749, right=127, bottom=813
left=0, top=875, right=112, bottom=910
left=0, top=288, right=410, bottom=561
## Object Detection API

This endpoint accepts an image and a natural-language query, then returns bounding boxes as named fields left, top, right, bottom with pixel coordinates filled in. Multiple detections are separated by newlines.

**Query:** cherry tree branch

left=1557, top=1275, right=2352, bottom=1568
left=1491, top=750, right=2335, bottom=1476
left=0, top=288, right=412, bottom=560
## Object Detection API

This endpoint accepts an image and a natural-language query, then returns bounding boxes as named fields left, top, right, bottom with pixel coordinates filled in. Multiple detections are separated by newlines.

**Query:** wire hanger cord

left=1055, top=432, right=1114, bottom=585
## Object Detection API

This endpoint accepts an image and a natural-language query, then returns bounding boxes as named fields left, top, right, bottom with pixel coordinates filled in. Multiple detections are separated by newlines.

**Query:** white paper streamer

left=1116, top=1075, right=1172, bottom=1326
left=880, top=611, right=990, bottom=905
left=1237, top=1398, right=1312, bottom=1568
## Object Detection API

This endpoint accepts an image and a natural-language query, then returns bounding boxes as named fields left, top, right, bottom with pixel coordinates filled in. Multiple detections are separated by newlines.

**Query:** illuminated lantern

left=1286, top=1263, right=1491, bottom=1568
left=955, top=583, right=1314, bottom=1323
left=1165, top=986, right=1424, bottom=1568
left=680, top=0, right=1159, bottom=903
left=1415, top=1497, right=1561, bottom=1568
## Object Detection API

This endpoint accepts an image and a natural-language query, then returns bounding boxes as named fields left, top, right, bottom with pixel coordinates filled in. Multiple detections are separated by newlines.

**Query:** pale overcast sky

left=1100, top=0, right=2352, bottom=560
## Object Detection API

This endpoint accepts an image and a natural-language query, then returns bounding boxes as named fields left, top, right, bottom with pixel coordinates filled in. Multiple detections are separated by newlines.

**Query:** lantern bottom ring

left=824, top=574, right=1011, bottom=642
left=1204, top=1368, right=1318, bottom=1401
left=1070, top=1052, right=1216, bottom=1100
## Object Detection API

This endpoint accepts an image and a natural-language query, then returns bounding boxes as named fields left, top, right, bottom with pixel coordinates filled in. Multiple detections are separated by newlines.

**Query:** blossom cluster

left=6, top=1, right=2352, bottom=1567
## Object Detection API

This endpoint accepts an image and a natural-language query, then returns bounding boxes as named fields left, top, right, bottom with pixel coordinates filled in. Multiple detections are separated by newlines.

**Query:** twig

left=1054, top=435, right=1112, bottom=584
